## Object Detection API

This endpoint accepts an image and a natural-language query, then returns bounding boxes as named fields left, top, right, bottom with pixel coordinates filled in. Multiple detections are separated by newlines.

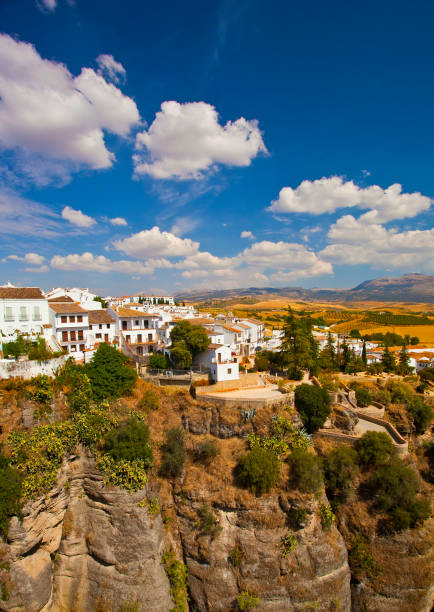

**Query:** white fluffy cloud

left=133, top=101, right=267, bottom=180
left=240, top=230, right=255, bottom=239
left=109, top=217, right=128, bottom=226
left=96, top=54, right=126, bottom=84
left=320, top=215, right=434, bottom=270
left=3, top=253, right=46, bottom=265
left=37, top=0, right=57, bottom=11
left=0, top=34, right=139, bottom=172
left=50, top=253, right=156, bottom=276
left=269, top=176, right=432, bottom=223
left=61, top=206, right=96, bottom=228
left=113, top=226, right=199, bottom=258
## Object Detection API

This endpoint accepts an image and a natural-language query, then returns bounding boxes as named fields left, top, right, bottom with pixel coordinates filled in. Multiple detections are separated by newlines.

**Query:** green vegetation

left=288, top=448, right=323, bottom=493
left=169, top=341, right=192, bottom=369
left=26, top=374, right=54, bottom=406
left=229, top=543, right=244, bottom=568
left=139, top=388, right=159, bottom=412
left=357, top=431, right=394, bottom=467
left=363, top=312, right=434, bottom=326
left=85, top=343, right=137, bottom=401
left=3, top=334, right=53, bottom=361
left=281, top=532, right=297, bottom=557
left=319, top=503, right=335, bottom=528
left=98, top=455, right=149, bottom=492
left=103, top=417, right=153, bottom=465
left=170, top=320, right=210, bottom=365
left=93, top=295, right=108, bottom=308
left=0, top=450, right=22, bottom=537
left=349, top=535, right=382, bottom=579
left=195, top=438, right=220, bottom=464
left=354, top=386, right=371, bottom=408
left=279, top=307, right=318, bottom=377
left=237, top=446, right=280, bottom=494
left=149, top=353, right=169, bottom=370
left=196, top=504, right=222, bottom=537
left=323, top=445, right=359, bottom=501
left=368, top=458, right=430, bottom=531
left=237, top=591, right=260, bottom=610
left=407, top=396, right=432, bottom=434
left=160, top=427, right=186, bottom=478
left=161, top=549, right=189, bottom=612
left=294, top=384, right=331, bottom=433
left=363, top=331, right=419, bottom=346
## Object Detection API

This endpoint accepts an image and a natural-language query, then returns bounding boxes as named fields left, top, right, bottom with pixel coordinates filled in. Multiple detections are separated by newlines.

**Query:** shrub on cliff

left=195, top=438, right=220, bottom=464
left=294, top=384, right=331, bottom=433
left=323, top=445, right=359, bottom=500
left=85, top=343, right=137, bottom=401
left=103, top=417, right=153, bottom=466
left=356, top=431, right=394, bottom=467
left=407, top=396, right=432, bottom=434
left=160, top=427, right=186, bottom=478
left=368, top=458, right=430, bottom=530
left=237, top=446, right=280, bottom=494
left=288, top=448, right=323, bottom=493
left=0, top=451, right=22, bottom=537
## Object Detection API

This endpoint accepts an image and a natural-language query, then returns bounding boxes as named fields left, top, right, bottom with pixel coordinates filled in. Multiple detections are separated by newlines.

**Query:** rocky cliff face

left=3, top=448, right=173, bottom=612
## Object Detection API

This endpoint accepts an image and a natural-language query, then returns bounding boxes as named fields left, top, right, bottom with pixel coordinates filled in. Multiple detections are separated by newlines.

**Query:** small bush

left=148, top=353, right=169, bottom=370
left=229, top=543, right=244, bottom=568
left=160, top=427, right=186, bottom=478
left=294, top=384, right=331, bottom=433
left=323, top=446, right=359, bottom=500
left=407, top=396, right=432, bottom=434
left=161, top=549, right=189, bottom=612
left=103, top=417, right=153, bottom=466
left=237, top=446, right=280, bottom=494
left=139, top=389, right=159, bottom=412
left=281, top=532, right=297, bottom=557
left=288, top=448, right=323, bottom=493
left=357, top=431, right=394, bottom=467
left=319, top=503, right=335, bottom=529
left=196, top=504, right=222, bottom=537
left=195, top=438, right=220, bottom=464
left=349, top=535, right=382, bottom=579
left=237, top=591, right=260, bottom=610
left=355, top=387, right=371, bottom=408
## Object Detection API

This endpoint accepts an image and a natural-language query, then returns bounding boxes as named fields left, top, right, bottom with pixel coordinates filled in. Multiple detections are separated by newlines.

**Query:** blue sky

left=0, top=0, right=433, bottom=296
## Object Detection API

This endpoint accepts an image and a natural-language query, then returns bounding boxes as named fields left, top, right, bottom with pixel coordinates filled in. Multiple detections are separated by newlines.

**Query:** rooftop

left=0, top=287, right=45, bottom=300
left=48, top=295, right=74, bottom=303
left=49, top=303, right=87, bottom=314
left=88, top=309, right=115, bottom=324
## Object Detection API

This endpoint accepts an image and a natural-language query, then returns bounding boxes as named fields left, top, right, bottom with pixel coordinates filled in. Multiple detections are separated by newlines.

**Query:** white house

left=0, top=285, right=50, bottom=342
left=109, top=307, right=162, bottom=359
left=45, top=287, right=102, bottom=310
left=195, top=344, right=239, bottom=382
left=87, top=310, right=116, bottom=348
left=48, top=302, right=89, bottom=358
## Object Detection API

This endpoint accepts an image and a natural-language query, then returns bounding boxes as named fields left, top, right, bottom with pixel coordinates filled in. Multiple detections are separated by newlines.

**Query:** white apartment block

left=0, top=286, right=51, bottom=342
left=108, top=307, right=162, bottom=360
left=87, top=310, right=116, bottom=347
left=45, top=287, right=102, bottom=310
left=195, top=344, right=239, bottom=382
left=48, top=302, right=89, bottom=356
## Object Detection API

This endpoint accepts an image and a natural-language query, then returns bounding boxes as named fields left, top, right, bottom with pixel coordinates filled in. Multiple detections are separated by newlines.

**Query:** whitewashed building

left=0, top=286, right=50, bottom=341
left=45, top=287, right=102, bottom=310
left=48, top=302, right=89, bottom=357
left=195, top=344, right=239, bottom=382
left=87, top=310, right=116, bottom=348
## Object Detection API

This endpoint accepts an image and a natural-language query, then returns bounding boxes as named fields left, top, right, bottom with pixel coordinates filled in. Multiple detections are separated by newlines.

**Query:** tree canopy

left=294, top=383, right=331, bottom=433
left=279, top=308, right=318, bottom=376
left=170, top=321, right=210, bottom=358
left=85, top=343, right=137, bottom=401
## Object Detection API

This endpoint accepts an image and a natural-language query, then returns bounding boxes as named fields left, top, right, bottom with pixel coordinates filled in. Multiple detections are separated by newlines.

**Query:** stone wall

left=0, top=356, right=68, bottom=380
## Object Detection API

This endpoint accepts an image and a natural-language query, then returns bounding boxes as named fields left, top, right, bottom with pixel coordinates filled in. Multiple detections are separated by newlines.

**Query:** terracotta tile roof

left=234, top=323, right=250, bottom=330
left=242, top=318, right=263, bottom=326
left=48, top=295, right=74, bottom=303
left=49, top=303, right=87, bottom=314
left=207, top=343, right=225, bottom=350
left=185, top=318, right=215, bottom=325
left=219, top=325, right=240, bottom=333
left=87, top=309, right=115, bottom=324
left=116, top=307, right=159, bottom=318
left=0, top=287, right=44, bottom=299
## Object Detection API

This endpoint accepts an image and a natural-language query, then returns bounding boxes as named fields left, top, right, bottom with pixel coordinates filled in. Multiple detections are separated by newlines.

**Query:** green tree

left=398, top=344, right=411, bottom=375
left=362, top=341, right=367, bottom=365
left=288, top=448, right=323, bottom=493
left=355, top=386, right=371, bottom=407
left=160, top=427, right=186, bottom=478
left=237, top=446, right=280, bottom=494
left=323, top=446, right=359, bottom=500
left=294, top=384, right=331, bottom=433
left=170, top=341, right=193, bottom=369
left=280, top=308, right=318, bottom=376
left=410, top=336, right=419, bottom=345
left=357, top=431, right=394, bottom=466
left=170, top=321, right=209, bottom=359
left=93, top=295, right=108, bottom=308
left=407, top=396, right=432, bottom=434
left=103, top=417, right=153, bottom=466
left=381, top=347, right=395, bottom=373
left=85, top=343, right=137, bottom=401
left=340, top=341, right=351, bottom=371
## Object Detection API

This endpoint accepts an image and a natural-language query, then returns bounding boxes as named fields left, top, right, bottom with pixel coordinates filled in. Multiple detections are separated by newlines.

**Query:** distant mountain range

left=177, top=273, right=434, bottom=304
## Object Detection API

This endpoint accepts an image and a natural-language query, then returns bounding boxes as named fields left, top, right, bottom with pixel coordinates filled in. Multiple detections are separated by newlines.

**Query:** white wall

left=0, top=355, right=69, bottom=379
